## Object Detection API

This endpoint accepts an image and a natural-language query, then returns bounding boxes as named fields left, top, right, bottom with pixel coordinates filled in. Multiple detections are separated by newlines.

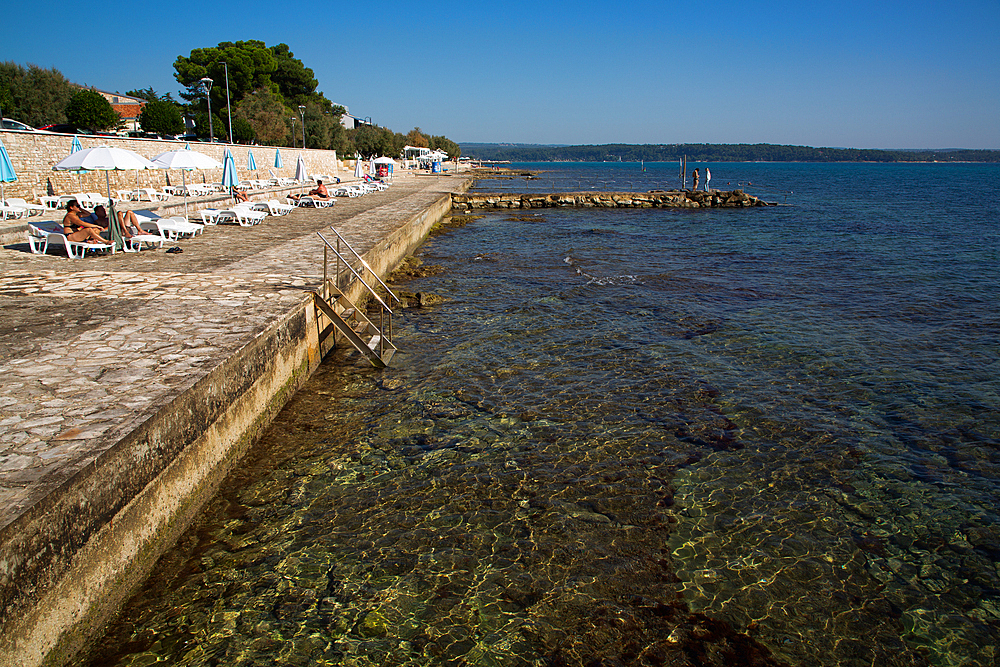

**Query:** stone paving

left=0, top=172, right=470, bottom=531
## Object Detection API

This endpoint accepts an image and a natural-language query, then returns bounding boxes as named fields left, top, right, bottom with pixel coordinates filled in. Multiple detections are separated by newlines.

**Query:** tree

left=139, top=99, right=184, bottom=135
left=0, top=61, right=76, bottom=127
left=66, top=88, right=120, bottom=131
left=235, top=88, right=288, bottom=146
left=192, top=110, right=228, bottom=141
left=270, top=44, right=324, bottom=108
left=231, top=116, right=256, bottom=144
left=405, top=127, right=429, bottom=148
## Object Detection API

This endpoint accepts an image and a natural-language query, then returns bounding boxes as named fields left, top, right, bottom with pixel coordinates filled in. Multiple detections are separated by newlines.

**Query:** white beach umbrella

left=150, top=149, right=223, bottom=218
left=353, top=159, right=363, bottom=179
left=52, top=145, right=158, bottom=251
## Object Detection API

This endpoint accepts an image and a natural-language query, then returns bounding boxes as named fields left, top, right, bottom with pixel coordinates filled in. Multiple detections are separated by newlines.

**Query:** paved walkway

left=0, top=173, right=469, bottom=531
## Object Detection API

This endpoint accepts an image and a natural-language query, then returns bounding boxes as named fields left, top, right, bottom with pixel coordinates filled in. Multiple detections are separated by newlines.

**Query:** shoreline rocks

left=452, top=189, right=773, bottom=210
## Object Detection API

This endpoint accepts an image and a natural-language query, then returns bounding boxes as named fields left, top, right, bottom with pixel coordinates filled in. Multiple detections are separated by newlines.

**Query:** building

left=91, top=89, right=146, bottom=132
left=336, top=105, right=372, bottom=130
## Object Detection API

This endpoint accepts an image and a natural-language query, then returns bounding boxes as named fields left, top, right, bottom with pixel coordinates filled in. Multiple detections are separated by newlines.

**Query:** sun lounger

left=214, top=205, right=266, bottom=226
left=252, top=200, right=295, bottom=216
left=290, top=196, right=335, bottom=208
left=27, top=222, right=115, bottom=258
left=4, top=198, right=45, bottom=217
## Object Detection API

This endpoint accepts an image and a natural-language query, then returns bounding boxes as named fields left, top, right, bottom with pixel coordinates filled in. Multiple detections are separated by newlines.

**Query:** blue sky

left=4, top=0, right=998, bottom=148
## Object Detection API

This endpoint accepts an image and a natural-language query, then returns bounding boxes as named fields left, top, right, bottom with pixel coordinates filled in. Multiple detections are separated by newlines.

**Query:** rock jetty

left=452, top=189, right=773, bottom=211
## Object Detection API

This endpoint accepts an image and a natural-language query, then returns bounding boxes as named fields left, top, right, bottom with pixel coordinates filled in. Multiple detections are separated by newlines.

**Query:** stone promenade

left=0, top=172, right=471, bottom=667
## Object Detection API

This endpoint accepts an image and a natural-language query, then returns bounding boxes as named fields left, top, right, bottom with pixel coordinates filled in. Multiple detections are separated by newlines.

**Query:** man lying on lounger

left=288, top=180, right=329, bottom=202
left=62, top=200, right=109, bottom=245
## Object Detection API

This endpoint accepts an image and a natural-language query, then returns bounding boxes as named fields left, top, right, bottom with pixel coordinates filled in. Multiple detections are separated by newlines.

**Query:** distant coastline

left=460, top=142, right=1000, bottom=163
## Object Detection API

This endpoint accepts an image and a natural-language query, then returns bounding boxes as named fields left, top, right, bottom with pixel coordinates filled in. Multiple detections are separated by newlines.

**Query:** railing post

left=322, top=245, right=328, bottom=300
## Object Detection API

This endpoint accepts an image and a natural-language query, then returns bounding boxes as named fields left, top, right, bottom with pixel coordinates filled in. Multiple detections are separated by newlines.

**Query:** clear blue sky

left=5, top=0, right=998, bottom=148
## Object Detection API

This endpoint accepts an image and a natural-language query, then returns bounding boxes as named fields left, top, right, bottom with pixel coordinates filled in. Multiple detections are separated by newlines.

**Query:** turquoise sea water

left=84, top=163, right=999, bottom=667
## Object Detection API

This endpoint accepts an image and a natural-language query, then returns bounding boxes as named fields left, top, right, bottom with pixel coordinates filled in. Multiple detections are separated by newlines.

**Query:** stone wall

left=452, top=189, right=773, bottom=210
left=0, top=130, right=354, bottom=201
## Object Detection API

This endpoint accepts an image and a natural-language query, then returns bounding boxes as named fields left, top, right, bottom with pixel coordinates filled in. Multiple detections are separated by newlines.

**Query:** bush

left=66, top=89, right=120, bottom=132
left=139, top=99, right=184, bottom=135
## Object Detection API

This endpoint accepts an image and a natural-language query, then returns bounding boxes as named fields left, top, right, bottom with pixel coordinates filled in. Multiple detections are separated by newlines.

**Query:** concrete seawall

left=0, top=173, right=470, bottom=667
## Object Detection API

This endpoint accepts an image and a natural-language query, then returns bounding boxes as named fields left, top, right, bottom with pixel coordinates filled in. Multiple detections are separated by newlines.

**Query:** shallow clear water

left=84, top=163, right=1000, bottom=667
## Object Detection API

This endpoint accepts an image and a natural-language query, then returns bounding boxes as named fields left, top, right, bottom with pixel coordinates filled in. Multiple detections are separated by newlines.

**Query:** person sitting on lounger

left=289, top=180, right=329, bottom=201
left=85, top=205, right=144, bottom=239
left=62, top=200, right=109, bottom=245
left=231, top=187, right=250, bottom=204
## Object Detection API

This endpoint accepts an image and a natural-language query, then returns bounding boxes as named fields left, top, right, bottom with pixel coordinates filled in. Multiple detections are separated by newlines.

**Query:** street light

left=221, top=62, right=233, bottom=144
left=199, top=77, right=214, bottom=143
left=290, top=116, right=297, bottom=148
left=298, top=105, right=306, bottom=150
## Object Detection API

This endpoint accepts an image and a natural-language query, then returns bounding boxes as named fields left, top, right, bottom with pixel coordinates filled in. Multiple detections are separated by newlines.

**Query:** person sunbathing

left=62, top=200, right=109, bottom=244
left=231, top=187, right=250, bottom=204
left=86, top=205, right=144, bottom=239
left=289, top=180, right=329, bottom=201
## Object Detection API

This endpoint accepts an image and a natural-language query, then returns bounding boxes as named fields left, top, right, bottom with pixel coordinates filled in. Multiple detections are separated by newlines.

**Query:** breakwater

left=451, top=189, right=773, bottom=210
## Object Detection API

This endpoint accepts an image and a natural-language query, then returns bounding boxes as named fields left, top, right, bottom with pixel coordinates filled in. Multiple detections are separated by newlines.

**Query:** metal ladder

left=315, top=226, right=400, bottom=367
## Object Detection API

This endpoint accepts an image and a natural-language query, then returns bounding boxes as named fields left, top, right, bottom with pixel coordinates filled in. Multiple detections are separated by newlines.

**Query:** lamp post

left=298, top=105, right=306, bottom=150
left=199, top=77, right=214, bottom=143
left=290, top=117, right=297, bottom=148
left=221, top=62, right=233, bottom=144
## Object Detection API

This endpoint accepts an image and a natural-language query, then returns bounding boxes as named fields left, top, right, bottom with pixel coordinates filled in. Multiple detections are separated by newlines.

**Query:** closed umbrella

left=353, top=158, right=363, bottom=179
left=0, top=137, right=16, bottom=202
left=150, top=149, right=222, bottom=219
left=221, top=149, right=239, bottom=197
left=294, top=155, right=308, bottom=196
left=274, top=148, right=283, bottom=169
left=69, top=135, right=86, bottom=190
left=52, top=145, right=157, bottom=252
left=247, top=149, right=257, bottom=171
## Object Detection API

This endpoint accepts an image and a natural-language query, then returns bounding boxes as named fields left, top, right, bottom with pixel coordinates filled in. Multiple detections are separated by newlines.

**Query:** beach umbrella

left=150, top=149, right=222, bottom=218
left=247, top=149, right=257, bottom=171
left=68, top=135, right=87, bottom=190
left=0, top=137, right=16, bottom=202
left=221, top=148, right=239, bottom=196
left=52, top=145, right=157, bottom=251
left=274, top=148, right=283, bottom=169
left=353, top=159, right=363, bottom=179
left=294, top=155, right=308, bottom=195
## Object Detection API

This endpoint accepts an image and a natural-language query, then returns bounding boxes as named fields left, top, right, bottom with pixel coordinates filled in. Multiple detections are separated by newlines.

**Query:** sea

left=83, top=162, right=999, bottom=667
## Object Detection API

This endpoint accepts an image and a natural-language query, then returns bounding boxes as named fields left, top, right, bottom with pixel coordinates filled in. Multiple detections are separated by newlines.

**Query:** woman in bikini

left=62, top=200, right=109, bottom=244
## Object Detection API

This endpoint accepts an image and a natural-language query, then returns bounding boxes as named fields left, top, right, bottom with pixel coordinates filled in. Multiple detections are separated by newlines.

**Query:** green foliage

left=126, top=87, right=179, bottom=104
left=139, top=99, right=184, bottom=135
left=0, top=61, right=76, bottom=127
left=430, top=135, right=461, bottom=158
left=350, top=124, right=402, bottom=159
left=192, top=110, right=228, bottom=141
left=231, top=116, right=256, bottom=143
left=66, top=88, right=120, bottom=132
left=235, top=88, right=288, bottom=146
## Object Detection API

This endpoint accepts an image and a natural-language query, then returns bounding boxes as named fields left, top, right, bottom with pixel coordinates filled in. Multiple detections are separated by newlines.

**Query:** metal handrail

left=316, top=231, right=393, bottom=313
left=324, top=226, right=401, bottom=305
